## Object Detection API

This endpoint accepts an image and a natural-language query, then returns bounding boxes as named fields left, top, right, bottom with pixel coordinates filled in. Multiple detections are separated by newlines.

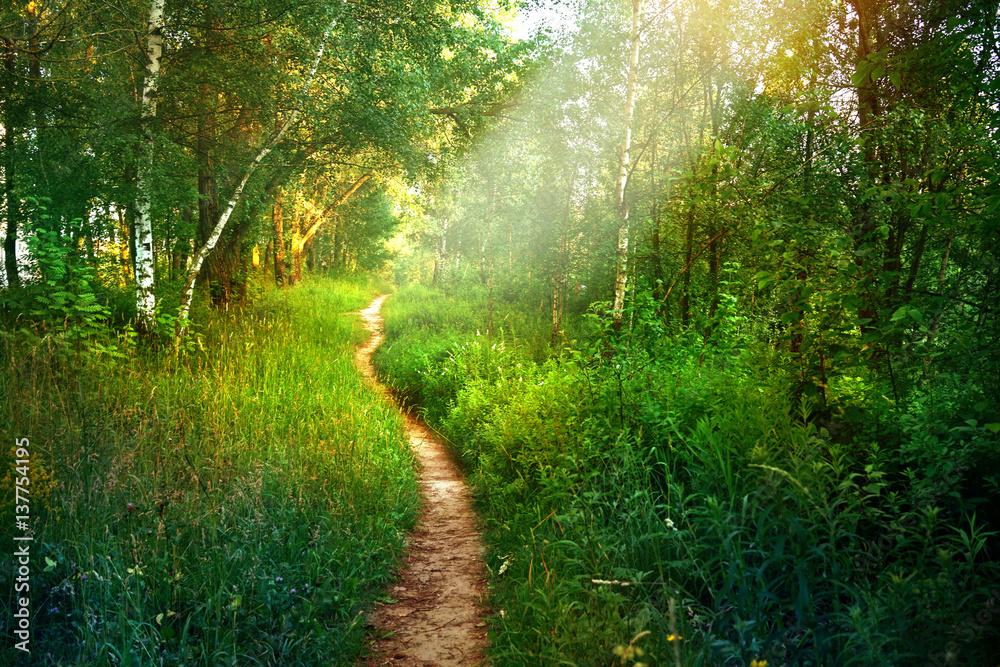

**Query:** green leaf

left=851, top=61, right=876, bottom=87
left=44, top=557, right=57, bottom=572
left=985, top=423, right=1000, bottom=434
left=890, top=306, right=909, bottom=322
left=889, top=69, right=902, bottom=89
left=871, top=64, right=886, bottom=82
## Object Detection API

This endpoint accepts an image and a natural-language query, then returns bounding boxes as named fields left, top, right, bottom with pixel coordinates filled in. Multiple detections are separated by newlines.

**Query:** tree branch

left=298, top=171, right=373, bottom=249
left=662, top=228, right=728, bottom=302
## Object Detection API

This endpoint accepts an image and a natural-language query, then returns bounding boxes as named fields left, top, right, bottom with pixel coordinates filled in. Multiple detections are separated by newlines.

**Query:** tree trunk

left=133, top=0, right=165, bottom=331
left=903, top=223, right=928, bottom=294
left=848, top=0, right=882, bottom=334
left=115, top=206, right=132, bottom=284
left=433, top=217, right=448, bottom=286
left=3, top=37, right=21, bottom=288
left=486, top=183, right=495, bottom=344
left=132, top=0, right=164, bottom=319
left=175, top=23, right=333, bottom=344
left=611, top=0, right=644, bottom=330
left=296, top=172, right=371, bottom=251
left=171, top=239, right=185, bottom=281
left=273, top=190, right=286, bottom=286
left=552, top=174, right=574, bottom=346
left=680, top=206, right=695, bottom=328
left=291, top=220, right=302, bottom=285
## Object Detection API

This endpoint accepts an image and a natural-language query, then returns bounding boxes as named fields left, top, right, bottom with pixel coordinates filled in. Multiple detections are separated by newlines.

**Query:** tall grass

left=0, top=277, right=418, bottom=666
left=375, top=285, right=1000, bottom=666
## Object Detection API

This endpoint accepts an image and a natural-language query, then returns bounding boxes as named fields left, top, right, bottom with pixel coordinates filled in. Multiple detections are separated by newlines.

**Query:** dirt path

left=355, top=294, right=488, bottom=666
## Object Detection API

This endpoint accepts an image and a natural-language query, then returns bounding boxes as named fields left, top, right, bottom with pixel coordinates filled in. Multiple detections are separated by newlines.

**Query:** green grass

left=0, top=276, right=419, bottom=666
left=374, top=284, right=1000, bottom=667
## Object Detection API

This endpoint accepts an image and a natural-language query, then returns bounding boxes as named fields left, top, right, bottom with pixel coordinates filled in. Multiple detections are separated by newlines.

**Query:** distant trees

left=422, top=0, right=999, bottom=406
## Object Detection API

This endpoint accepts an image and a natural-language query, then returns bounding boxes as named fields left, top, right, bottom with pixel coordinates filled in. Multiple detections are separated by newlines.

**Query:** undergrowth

left=375, top=284, right=1000, bottom=667
left=0, top=276, right=419, bottom=666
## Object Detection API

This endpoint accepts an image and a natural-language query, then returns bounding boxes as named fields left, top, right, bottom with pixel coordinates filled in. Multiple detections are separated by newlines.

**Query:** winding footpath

left=355, top=295, right=488, bottom=666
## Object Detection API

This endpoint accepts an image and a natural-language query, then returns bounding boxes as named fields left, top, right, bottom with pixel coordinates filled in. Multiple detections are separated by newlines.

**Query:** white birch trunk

left=611, top=0, right=643, bottom=330
left=134, top=0, right=165, bottom=330
left=173, top=22, right=334, bottom=345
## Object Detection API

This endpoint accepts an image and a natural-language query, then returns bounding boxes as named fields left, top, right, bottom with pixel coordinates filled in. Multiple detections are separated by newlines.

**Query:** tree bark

left=680, top=206, right=695, bottom=328
left=486, top=181, right=495, bottom=344
left=174, top=22, right=334, bottom=345
left=552, top=173, right=574, bottom=346
left=433, top=217, right=448, bottom=286
left=134, top=0, right=165, bottom=331
left=296, top=172, right=371, bottom=251
left=612, top=0, right=644, bottom=330
left=3, top=37, right=21, bottom=288
left=848, top=0, right=882, bottom=334
left=290, top=213, right=302, bottom=285
left=273, top=189, right=286, bottom=286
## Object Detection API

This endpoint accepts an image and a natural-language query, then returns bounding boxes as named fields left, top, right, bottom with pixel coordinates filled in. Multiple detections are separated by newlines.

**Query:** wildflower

left=667, top=634, right=682, bottom=641
left=126, top=503, right=135, bottom=513
left=291, top=588, right=297, bottom=594
left=751, top=660, right=768, bottom=667
left=275, top=576, right=283, bottom=583
left=665, top=518, right=677, bottom=530
left=80, top=573, right=88, bottom=581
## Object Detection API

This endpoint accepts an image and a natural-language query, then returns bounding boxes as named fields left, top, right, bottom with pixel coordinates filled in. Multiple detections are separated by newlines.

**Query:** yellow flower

left=667, top=634, right=683, bottom=642
left=750, top=660, right=768, bottom=667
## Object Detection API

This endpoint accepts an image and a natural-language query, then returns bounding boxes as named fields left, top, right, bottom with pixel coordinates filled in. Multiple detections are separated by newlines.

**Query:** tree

left=611, top=0, right=644, bottom=330
left=134, top=0, right=165, bottom=330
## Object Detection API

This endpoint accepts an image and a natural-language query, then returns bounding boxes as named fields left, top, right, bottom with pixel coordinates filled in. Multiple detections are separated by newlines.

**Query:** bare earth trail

left=354, top=294, right=489, bottom=666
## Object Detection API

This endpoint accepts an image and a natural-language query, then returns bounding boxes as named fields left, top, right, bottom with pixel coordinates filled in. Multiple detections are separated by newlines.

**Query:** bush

left=375, top=285, right=1000, bottom=666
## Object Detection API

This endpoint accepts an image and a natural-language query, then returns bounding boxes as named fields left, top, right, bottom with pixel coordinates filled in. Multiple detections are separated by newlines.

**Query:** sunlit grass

left=0, top=276, right=417, bottom=666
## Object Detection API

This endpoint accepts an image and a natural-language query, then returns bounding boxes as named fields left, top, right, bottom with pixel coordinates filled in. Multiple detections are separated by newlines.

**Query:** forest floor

left=355, top=295, right=489, bottom=666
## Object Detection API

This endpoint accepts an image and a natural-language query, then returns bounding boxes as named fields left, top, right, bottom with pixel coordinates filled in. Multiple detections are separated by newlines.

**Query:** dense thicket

left=374, top=0, right=1000, bottom=664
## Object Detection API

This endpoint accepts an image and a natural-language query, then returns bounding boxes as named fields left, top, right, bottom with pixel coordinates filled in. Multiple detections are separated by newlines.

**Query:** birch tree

left=173, top=21, right=334, bottom=345
left=611, top=0, right=644, bottom=330
left=134, top=0, right=165, bottom=331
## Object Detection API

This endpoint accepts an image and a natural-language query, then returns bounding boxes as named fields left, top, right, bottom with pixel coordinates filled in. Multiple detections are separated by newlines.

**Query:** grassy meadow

left=374, top=284, right=1000, bottom=667
left=0, top=278, right=418, bottom=665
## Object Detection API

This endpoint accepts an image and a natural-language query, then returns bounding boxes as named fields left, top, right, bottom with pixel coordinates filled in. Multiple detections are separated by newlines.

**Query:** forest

left=1, top=0, right=999, bottom=665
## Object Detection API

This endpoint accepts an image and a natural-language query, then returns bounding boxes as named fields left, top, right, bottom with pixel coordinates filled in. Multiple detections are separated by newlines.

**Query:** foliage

left=0, top=277, right=418, bottom=665
left=376, top=285, right=1000, bottom=666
